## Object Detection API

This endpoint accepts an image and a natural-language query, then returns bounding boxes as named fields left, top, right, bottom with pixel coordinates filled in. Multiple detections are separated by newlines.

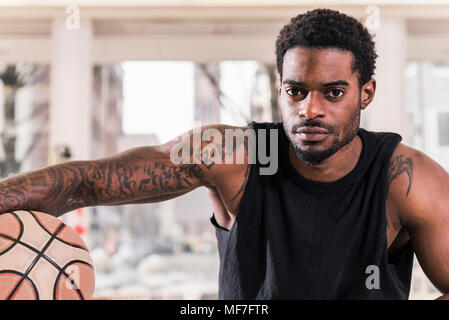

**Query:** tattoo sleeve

left=0, top=126, right=250, bottom=217
left=387, top=154, right=414, bottom=197
left=0, top=147, right=210, bottom=217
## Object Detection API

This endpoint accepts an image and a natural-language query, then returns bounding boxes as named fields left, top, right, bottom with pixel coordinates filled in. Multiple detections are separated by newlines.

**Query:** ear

left=360, top=78, right=376, bottom=110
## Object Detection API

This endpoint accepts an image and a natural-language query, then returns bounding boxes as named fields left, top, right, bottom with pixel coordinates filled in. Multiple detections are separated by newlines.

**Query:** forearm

left=0, top=162, right=88, bottom=217
left=436, top=293, right=449, bottom=300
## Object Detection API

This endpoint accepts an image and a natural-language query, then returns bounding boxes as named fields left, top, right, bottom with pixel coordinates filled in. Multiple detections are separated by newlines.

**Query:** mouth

left=294, top=126, right=330, bottom=142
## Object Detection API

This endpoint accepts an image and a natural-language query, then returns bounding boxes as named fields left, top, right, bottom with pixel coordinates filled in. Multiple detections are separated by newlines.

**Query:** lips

left=296, top=126, right=329, bottom=134
left=295, top=126, right=330, bottom=142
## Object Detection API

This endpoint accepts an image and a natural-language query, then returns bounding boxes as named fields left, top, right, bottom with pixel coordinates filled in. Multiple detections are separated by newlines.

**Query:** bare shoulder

left=387, top=142, right=449, bottom=230
left=388, top=144, right=449, bottom=295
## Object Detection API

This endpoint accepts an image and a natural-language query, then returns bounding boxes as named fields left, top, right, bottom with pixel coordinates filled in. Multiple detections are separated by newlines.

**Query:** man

left=1, top=8, right=449, bottom=299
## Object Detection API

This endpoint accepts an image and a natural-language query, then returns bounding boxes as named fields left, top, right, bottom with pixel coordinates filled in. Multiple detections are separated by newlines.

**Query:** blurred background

left=0, top=0, right=447, bottom=299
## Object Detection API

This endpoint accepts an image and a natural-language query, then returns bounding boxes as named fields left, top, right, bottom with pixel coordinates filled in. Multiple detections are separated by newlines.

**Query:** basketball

left=0, top=210, right=95, bottom=300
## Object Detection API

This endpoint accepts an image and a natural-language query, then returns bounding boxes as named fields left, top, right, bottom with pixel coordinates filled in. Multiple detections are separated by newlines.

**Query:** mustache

left=291, top=120, right=336, bottom=133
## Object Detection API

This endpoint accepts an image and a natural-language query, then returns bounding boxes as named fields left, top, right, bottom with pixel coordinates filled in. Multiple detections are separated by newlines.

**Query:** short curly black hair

left=275, top=8, right=377, bottom=87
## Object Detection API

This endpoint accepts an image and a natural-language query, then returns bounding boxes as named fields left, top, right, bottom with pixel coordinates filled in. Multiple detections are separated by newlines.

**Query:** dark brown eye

left=327, top=89, right=344, bottom=98
left=286, top=88, right=298, bottom=96
left=286, top=87, right=305, bottom=97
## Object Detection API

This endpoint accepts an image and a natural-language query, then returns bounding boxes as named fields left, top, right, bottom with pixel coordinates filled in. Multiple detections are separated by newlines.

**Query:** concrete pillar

left=50, top=16, right=93, bottom=245
left=50, top=17, right=92, bottom=162
left=363, top=17, right=409, bottom=143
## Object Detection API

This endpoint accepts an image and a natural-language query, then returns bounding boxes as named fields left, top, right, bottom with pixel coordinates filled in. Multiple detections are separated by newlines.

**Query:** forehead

left=282, top=47, right=356, bottom=83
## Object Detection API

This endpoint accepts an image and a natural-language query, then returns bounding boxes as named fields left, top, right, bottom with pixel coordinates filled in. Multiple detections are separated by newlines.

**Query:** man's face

left=279, top=47, right=366, bottom=166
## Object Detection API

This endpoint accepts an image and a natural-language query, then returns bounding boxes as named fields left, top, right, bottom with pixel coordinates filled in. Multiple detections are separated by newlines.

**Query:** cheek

left=279, top=101, right=294, bottom=120
left=337, top=109, right=360, bottom=135
left=331, top=99, right=360, bottom=122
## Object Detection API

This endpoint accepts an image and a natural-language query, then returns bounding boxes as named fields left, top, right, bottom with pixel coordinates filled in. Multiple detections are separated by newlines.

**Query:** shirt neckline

left=280, top=128, right=370, bottom=193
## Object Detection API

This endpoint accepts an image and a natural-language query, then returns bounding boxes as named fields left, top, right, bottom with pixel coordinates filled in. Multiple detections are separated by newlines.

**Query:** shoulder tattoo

left=387, top=154, right=414, bottom=197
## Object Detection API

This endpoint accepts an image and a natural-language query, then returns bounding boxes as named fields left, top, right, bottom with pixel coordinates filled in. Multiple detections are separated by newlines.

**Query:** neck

left=288, top=134, right=363, bottom=183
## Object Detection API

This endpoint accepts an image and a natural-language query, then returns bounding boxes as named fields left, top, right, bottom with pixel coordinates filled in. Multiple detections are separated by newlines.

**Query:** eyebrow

left=282, top=79, right=350, bottom=87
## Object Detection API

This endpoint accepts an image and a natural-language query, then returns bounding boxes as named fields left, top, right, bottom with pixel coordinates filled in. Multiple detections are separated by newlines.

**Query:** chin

left=294, top=145, right=339, bottom=166
left=289, top=133, right=344, bottom=165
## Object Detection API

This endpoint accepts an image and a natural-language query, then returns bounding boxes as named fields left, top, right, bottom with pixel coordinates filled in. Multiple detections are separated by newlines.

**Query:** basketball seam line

left=0, top=232, right=17, bottom=240
left=0, top=269, right=39, bottom=300
left=24, top=211, right=91, bottom=299
left=15, top=237, right=94, bottom=288
left=0, top=213, right=24, bottom=257
left=53, top=260, right=94, bottom=300
left=26, top=210, right=54, bottom=236
left=2, top=212, right=92, bottom=300
left=6, top=223, right=65, bottom=300
left=26, top=210, right=88, bottom=252
left=16, top=239, right=91, bottom=300
left=0, top=233, right=21, bottom=256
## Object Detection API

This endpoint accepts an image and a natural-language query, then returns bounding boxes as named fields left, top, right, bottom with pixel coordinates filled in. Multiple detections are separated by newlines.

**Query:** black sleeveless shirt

left=210, top=122, right=414, bottom=299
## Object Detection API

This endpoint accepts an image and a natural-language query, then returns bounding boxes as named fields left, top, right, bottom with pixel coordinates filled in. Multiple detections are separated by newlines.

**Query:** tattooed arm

left=387, top=143, right=449, bottom=299
left=0, top=125, right=250, bottom=218
left=0, top=147, right=208, bottom=217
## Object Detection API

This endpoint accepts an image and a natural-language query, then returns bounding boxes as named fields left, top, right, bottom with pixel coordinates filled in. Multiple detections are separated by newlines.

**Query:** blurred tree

left=197, top=63, right=250, bottom=124
left=197, top=62, right=280, bottom=124
left=266, top=64, right=281, bottom=122
left=0, top=64, right=43, bottom=177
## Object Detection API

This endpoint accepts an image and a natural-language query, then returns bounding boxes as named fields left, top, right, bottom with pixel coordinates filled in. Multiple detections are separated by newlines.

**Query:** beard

left=284, top=105, right=361, bottom=166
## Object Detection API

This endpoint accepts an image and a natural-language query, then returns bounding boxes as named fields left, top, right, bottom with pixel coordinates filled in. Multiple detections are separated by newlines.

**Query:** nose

left=298, top=91, right=325, bottom=120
